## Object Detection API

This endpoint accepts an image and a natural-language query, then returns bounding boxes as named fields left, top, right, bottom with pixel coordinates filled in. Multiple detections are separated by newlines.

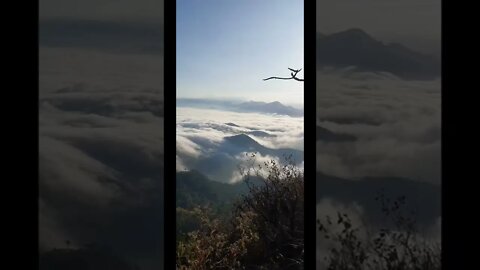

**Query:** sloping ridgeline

left=176, top=170, right=263, bottom=237
left=317, top=172, right=441, bottom=228
left=176, top=170, right=256, bottom=209
left=317, top=28, right=440, bottom=80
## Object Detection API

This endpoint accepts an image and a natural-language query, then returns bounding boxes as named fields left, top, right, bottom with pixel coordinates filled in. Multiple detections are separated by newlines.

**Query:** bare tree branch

left=264, top=68, right=304, bottom=82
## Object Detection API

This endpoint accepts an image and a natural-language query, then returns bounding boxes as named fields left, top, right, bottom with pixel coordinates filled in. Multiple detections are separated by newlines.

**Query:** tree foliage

left=317, top=194, right=441, bottom=270
left=176, top=155, right=304, bottom=269
left=176, top=154, right=440, bottom=270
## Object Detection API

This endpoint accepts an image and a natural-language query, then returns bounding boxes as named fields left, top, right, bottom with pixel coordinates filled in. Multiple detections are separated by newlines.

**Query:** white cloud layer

left=176, top=107, right=304, bottom=183
left=39, top=47, right=164, bottom=270
left=316, top=70, right=441, bottom=184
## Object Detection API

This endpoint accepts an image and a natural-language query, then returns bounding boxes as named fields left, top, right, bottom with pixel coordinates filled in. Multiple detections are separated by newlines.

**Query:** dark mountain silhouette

left=223, top=134, right=303, bottom=163
left=247, top=130, right=276, bottom=138
left=176, top=170, right=266, bottom=241
left=317, top=28, right=440, bottom=80
left=176, top=170, right=262, bottom=209
left=317, top=125, right=357, bottom=142
left=177, top=98, right=303, bottom=117
left=40, top=19, right=163, bottom=54
left=224, top=134, right=264, bottom=150
left=317, top=171, right=440, bottom=227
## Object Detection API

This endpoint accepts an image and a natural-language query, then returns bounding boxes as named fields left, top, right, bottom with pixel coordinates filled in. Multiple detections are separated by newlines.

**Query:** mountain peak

left=342, top=28, right=369, bottom=36
left=224, top=134, right=260, bottom=148
left=328, top=28, right=376, bottom=44
left=317, top=28, right=440, bottom=80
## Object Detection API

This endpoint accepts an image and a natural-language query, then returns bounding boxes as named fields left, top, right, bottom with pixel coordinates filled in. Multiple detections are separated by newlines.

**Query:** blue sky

left=177, top=0, right=304, bottom=106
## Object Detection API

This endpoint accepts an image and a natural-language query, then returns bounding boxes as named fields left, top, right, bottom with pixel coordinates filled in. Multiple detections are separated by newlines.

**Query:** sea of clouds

left=316, top=69, right=441, bottom=184
left=315, top=69, right=441, bottom=267
left=39, top=47, right=164, bottom=270
left=177, top=107, right=304, bottom=183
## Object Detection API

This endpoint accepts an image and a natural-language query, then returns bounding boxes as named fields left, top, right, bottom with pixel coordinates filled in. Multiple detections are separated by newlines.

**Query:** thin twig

left=264, top=68, right=304, bottom=82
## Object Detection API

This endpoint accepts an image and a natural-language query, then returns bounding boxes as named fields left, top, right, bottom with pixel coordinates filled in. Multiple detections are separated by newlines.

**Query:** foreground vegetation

left=176, top=155, right=441, bottom=269
left=177, top=157, right=304, bottom=269
left=317, top=192, right=441, bottom=270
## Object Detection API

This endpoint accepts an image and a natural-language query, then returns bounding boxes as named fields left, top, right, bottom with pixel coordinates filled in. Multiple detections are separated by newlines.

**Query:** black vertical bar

left=441, top=0, right=467, bottom=269
left=33, top=0, right=41, bottom=269
left=304, top=0, right=317, bottom=268
left=164, top=0, right=176, bottom=269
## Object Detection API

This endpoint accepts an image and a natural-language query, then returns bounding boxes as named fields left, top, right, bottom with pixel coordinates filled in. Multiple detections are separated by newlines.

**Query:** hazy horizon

left=315, top=0, right=441, bottom=268
left=176, top=96, right=304, bottom=109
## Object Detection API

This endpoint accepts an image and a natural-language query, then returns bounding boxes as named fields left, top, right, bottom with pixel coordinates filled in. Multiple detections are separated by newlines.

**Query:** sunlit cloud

left=176, top=107, right=304, bottom=183
left=316, top=70, right=440, bottom=184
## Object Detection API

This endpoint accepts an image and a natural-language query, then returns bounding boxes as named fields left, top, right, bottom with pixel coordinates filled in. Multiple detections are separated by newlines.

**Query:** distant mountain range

left=177, top=98, right=303, bottom=117
left=317, top=28, right=440, bottom=80
left=236, top=101, right=303, bottom=117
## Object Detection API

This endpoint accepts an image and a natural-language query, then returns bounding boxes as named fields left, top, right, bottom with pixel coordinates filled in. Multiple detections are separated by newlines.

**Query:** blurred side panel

left=39, top=1, right=164, bottom=269
left=316, top=0, right=441, bottom=269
